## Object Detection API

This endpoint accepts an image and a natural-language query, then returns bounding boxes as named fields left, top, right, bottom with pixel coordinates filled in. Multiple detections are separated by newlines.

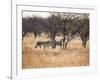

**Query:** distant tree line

left=22, top=12, right=89, bottom=48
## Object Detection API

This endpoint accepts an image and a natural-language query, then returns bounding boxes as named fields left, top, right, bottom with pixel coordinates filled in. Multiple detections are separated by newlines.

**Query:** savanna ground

left=22, top=33, right=89, bottom=69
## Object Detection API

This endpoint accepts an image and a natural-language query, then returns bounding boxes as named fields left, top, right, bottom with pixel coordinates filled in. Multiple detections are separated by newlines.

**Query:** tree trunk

left=65, top=41, right=68, bottom=48
left=62, top=34, right=66, bottom=48
left=81, top=36, right=87, bottom=48
left=22, top=32, right=27, bottom=40
left=50, top=32, right=56, bottom=48
left=65, top=36, right=74, bottom=48
left=82, top=40, right=86, bottom=48
left=34, top=32, right=37, bottom=38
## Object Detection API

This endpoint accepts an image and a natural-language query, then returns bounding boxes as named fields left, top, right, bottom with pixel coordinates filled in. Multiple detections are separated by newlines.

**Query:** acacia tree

left=22, top=17, right=47, bottom=38
left=77, top=16, right=89, bottom=48
left=44, top=13, right=62, bottom=48
left=45, top=13, right=62, bottom=39
left=22, top=18, right=35, bottom=38
left=57, top=13, right=78, bottom=48
left=68, top=14, right=89, bottom=48
left=22, top=12, right=89, bottom=48
left=56, top=13, right=89, bottom=48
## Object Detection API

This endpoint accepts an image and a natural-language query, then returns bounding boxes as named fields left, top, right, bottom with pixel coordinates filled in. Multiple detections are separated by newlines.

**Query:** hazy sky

left=22, top=11, right=50, bottom=18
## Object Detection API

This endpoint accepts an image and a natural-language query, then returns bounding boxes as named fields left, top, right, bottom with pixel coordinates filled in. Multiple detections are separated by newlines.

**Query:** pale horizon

left=22, top=11, right=50, bottom=18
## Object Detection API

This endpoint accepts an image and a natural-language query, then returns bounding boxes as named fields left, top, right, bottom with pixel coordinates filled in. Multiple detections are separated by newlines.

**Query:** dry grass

left=22, top=33, right=89, bottom=69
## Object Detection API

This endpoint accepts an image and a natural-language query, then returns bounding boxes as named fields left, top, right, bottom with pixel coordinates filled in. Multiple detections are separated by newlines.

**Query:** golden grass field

left=22, top=33, right=89, bottom=69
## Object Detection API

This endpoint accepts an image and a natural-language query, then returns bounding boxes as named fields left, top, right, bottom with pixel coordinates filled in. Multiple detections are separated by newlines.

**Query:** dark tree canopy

left=22, top=12, right=89, bottom=48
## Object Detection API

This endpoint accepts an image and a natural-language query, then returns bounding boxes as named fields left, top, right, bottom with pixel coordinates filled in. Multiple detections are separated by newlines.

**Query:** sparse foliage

left=22, top=12, right=89, bottom=48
